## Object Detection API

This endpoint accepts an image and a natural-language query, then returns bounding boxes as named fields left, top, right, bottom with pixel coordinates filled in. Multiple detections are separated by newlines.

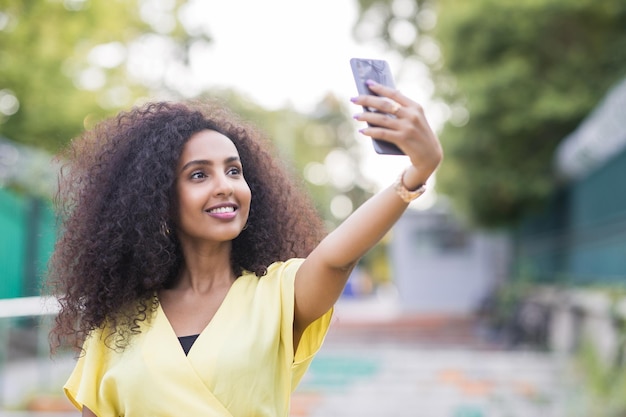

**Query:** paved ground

left=290, top=299, right=584, bottom=417
left=0, top=298, right=586, bottom=417
left=291, top=343, right=577, bottom=417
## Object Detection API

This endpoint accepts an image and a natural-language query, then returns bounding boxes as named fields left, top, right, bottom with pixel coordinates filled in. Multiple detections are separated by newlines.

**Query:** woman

left=48, top=80, right=442, bottom=417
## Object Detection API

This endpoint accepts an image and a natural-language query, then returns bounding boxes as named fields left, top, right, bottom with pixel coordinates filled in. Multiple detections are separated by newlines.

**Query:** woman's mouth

left=205, top=204, right=238, bottom=220
left=207, top=206, right=236, bottom=214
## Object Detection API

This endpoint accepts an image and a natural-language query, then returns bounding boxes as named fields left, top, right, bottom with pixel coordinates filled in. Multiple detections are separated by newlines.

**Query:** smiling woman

left=46, top=78, right=442, bottom=416
left=47, top=99, right=329, bottom=416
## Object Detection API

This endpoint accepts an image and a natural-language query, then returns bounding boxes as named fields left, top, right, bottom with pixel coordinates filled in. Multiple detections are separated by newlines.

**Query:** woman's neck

left=174, top=240, right=235, bottom=293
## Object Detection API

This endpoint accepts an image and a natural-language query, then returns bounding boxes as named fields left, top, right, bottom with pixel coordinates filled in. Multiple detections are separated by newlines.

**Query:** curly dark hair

left=47, top=100, right=326, bottom=352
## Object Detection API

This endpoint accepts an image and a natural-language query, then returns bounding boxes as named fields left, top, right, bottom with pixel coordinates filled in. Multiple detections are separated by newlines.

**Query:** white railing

left=0, top=296, right=75, bottom=415
left=0, top=296, right=60, bottom=319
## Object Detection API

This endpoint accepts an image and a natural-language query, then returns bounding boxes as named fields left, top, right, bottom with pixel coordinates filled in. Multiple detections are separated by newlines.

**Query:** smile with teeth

left=207, top=206, right=236, bottom=214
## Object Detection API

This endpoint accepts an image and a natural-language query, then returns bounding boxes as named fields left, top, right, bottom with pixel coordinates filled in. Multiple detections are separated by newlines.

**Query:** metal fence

left=516, top=147, right=626, bottom=284
left=0, top=189, right=56, bottom=300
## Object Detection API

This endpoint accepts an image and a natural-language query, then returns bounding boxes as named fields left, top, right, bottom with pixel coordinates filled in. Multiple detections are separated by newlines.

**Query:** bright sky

left=180, top=0, right=439, bottom=209
left=185, top=0, right=383, bottom=110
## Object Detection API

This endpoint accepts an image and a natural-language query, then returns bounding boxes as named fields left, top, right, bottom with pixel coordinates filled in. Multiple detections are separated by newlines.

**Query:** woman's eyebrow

left=180, top=156, right=241, bottom=173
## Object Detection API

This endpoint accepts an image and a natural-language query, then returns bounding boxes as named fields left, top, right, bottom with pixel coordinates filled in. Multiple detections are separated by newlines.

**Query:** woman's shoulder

left=239, top=258, right=305, bottom=280
left=264, top=258, right=305, bottom=277
left=237, top=258, right=305, bottom=293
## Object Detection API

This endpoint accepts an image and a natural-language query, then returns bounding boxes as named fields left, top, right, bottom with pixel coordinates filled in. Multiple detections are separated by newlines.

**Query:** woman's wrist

left=401, top=165, right=430, bottom=191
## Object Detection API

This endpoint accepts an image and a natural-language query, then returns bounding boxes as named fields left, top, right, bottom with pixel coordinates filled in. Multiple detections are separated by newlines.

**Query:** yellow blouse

left=64, top=259, right=333, bottom=417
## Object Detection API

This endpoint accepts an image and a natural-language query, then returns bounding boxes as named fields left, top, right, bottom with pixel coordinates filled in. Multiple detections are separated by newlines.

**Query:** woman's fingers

left=352, top=81, right=424, bottom=123
left=365, top=79, right=420, bottom=108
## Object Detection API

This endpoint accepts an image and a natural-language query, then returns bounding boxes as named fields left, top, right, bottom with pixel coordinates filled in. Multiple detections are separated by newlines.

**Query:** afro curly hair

left=47, top=100, right=326, bottom=352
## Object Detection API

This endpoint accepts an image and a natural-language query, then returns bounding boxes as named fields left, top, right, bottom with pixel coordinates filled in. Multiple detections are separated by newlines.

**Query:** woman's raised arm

left=294, top=80, right=443, bottom=333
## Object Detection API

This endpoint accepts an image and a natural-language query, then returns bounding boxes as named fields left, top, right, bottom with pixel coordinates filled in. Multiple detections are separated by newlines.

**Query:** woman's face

left=175, top=129, right=251, bottom=246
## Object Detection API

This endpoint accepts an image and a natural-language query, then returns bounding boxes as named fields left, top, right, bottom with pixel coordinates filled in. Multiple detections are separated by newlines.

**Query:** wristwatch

left=394, top=170, right=426, bottom=203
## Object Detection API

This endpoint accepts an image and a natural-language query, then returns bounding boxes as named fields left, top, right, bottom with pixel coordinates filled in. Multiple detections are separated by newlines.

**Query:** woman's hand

left=351, top=80, right=443, bottom=189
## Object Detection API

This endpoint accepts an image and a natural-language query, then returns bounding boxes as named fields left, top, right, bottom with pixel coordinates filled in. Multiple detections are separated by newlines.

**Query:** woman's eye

left=227, top=167, right=242, bottom=176
left=191, top=171, right=206, bottom=180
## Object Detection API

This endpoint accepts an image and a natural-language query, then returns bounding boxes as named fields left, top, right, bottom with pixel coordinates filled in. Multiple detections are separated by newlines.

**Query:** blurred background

left=0, top=0, right=625, bottom=416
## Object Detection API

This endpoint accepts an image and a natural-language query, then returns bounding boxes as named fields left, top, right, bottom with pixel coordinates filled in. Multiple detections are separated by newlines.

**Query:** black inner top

left=178, top=334, right=200, bottom=356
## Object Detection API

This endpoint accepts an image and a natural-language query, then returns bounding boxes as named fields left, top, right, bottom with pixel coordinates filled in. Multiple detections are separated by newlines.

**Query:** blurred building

left=516, top=77, right=626, bottom=283
left=390, top=205, right=511, bottom=315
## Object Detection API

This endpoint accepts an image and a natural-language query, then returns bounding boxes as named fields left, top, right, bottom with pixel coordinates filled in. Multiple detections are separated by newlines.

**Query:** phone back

left=350, top=58, right=404, bottom=155
left=350, top=58, right=396, bottom=95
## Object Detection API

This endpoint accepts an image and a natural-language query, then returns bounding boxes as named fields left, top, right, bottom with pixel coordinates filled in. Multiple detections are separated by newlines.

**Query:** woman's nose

left=214, top=173, right=234, bottom=196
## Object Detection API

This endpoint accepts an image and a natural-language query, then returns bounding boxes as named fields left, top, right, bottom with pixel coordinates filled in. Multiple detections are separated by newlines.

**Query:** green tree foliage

left=435, top=0, right=626, bottom=227
left=355, top=0, right=626, bottom=227
left=0, top=0, right=207, bottom=151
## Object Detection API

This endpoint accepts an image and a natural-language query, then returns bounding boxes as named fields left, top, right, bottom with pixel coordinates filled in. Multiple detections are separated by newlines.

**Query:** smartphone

left=350, top=58, right=404, bottom=155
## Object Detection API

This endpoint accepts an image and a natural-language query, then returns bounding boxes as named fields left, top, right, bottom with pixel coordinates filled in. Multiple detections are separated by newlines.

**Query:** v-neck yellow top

left=64, top=258, right=333, bottom=417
